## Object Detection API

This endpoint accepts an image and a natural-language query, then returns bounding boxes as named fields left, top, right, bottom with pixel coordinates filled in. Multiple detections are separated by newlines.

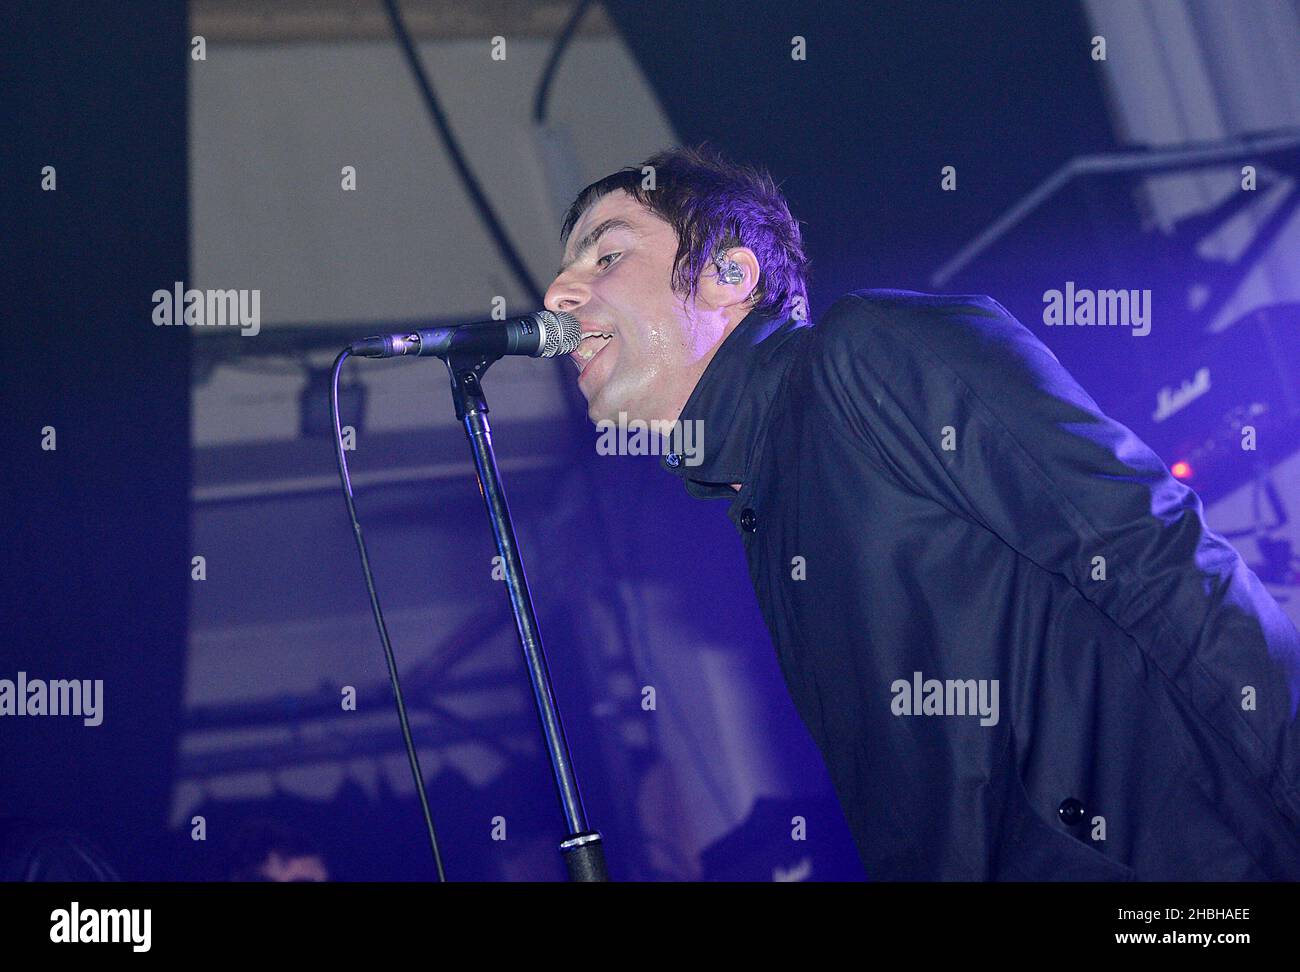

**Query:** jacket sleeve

left=810, top=289, right=1300, bottom=829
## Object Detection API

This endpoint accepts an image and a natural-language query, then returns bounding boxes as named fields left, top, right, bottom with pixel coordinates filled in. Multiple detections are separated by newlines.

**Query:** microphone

left=348, top=310, right=583, bottom=360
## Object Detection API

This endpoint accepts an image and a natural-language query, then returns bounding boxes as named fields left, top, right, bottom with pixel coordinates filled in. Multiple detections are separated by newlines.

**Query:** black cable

left=383, top=0, right=597, bottom=432
left=381, top=0, right=543, bottom=305
left=533, top=0, right=595, bottom=124
left=330, top=349, right=447, bottom=881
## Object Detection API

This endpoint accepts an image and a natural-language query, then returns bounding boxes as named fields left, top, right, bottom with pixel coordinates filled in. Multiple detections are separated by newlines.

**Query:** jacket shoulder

left=813, top=288, right=1018, bottom=351
left=807, top=288, right=1046, bottom=384
left=811, top=288, right=1072, bottom=388
left=804, top=288, right=1103, bottom=437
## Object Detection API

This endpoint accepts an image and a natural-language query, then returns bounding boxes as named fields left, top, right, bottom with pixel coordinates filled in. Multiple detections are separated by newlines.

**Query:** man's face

left=544, top=190, right=729, bottom=426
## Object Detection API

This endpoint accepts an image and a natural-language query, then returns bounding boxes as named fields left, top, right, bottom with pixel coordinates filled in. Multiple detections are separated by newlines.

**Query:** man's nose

left=544, top=273, right=588, bottom=315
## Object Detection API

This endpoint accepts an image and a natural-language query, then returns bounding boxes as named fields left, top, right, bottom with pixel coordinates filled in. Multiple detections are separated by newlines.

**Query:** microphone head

left=536, top=310, right=583, bottom=358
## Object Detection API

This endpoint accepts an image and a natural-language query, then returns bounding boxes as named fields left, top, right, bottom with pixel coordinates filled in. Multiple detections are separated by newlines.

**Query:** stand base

left=560, top=832, right=609, bottom=882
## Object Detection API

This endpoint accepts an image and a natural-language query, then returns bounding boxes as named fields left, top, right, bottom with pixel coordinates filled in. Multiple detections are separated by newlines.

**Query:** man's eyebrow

left=557, top=218, right=635, bottom=277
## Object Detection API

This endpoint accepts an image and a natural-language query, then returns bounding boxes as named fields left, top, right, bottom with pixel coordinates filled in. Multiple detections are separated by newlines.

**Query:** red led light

left=1171, top=461, right=1192, bottom=479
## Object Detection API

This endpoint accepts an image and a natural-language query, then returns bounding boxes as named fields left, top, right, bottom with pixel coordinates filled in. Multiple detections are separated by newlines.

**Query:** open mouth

left=573, top=330, right=614, bottom=375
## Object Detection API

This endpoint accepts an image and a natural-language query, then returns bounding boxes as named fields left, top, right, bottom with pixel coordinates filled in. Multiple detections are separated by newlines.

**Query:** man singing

left=543, top=144, right=1300, bottom=880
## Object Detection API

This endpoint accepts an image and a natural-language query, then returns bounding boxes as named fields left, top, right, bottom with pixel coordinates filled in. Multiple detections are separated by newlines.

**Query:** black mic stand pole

left=443, top=350, right=608, bottom=882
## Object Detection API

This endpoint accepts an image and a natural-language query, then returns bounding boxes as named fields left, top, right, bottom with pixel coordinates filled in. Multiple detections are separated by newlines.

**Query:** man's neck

left=667, top=308, right=752, bottom=426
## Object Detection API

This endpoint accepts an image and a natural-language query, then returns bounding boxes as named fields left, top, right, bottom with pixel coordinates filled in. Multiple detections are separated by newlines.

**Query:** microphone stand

left=443, top=349, right=608, bottom=882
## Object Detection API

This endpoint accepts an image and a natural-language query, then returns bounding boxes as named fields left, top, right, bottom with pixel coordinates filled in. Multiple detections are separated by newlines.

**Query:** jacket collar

left=658, top=306, right=810, bottom=499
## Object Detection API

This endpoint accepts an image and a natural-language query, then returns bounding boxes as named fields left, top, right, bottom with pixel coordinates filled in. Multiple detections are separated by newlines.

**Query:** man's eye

left=596, top=251, right=621, bottom=270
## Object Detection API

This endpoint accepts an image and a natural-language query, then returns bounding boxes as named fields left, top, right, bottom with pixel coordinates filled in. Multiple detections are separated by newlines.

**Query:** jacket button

left=665, top=452, right=681, bottom=467
left=740, top=508, right=757, bottom=533
left=1057, top=797, right=1086, bottom=826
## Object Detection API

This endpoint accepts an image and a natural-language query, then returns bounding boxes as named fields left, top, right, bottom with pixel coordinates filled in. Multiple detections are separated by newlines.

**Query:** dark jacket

left=659, top=289, right=1300, bottom=880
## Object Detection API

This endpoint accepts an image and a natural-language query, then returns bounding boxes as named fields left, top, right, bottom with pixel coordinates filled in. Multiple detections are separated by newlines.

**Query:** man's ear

left=699, top=246, right=761, bottom=310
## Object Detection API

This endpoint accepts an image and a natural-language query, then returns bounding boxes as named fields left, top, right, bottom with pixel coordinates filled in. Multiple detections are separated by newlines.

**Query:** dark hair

left=560, top=143, right=810, bottom=320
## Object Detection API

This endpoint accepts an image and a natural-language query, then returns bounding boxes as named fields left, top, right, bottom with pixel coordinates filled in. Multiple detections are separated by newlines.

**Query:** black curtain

left=2, top=1, right=189, bottom=879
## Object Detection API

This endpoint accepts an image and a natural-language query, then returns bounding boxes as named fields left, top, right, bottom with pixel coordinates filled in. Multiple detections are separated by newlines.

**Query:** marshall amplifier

left=1108, top=302, right=1300, bottom=504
